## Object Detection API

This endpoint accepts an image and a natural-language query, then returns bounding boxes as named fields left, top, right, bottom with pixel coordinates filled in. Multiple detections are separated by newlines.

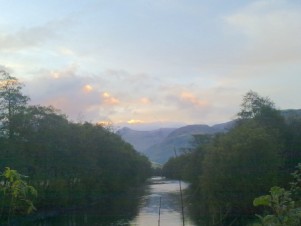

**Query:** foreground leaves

left=0, top=167, right=37, bottom=223
left=253, top=166, right=301, bottom=226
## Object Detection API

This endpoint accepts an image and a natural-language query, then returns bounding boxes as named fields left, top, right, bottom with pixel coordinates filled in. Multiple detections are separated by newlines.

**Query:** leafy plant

left=0, top=167, right=37, bottom=223
left=253, top=164, right=301, bottom=226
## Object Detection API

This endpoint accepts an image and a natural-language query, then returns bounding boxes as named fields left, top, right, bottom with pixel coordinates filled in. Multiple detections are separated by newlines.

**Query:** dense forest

left=163, top=91, right=301, bottom=225
left=0, top=70, right=152, bottom=223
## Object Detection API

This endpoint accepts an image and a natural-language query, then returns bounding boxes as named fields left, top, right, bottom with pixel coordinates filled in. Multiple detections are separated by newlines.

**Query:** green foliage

left=237, top=90, right=274, bottom=120
left=290, top=163, right=301, bottom=200
left=163, top=91, right=301, bottom=225
left=283, top=120, right=301, bottom=174
left=0, top=167, right=37, bottom=224
left=237, top=91, right=286, bottom=137
left=253, top=195, right=271, bottom=207
left=0, top=71, right=152, bottom=213
left=253, top=165, right=301, bottom=226
left=200, top=121, right=282, bottom=223
left=162, top=134, right=212, bottom=183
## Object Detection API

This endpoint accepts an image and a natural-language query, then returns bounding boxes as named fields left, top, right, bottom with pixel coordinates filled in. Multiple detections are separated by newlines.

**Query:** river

left=23, top=176, right=199, bottom=226
left=131, top=176, right=196, bottom=226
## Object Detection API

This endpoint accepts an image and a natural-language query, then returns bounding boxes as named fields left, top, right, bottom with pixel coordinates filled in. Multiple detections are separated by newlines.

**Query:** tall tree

left=200, top=121, right=283, bottom=222
left=237, top=90, right=285, bottom=146
left=237, top=90, right=274, bottom=120
left=0, top=70, right=29, bottom=139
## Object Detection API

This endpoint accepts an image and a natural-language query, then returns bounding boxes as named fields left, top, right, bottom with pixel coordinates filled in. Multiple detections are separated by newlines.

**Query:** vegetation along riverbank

left=163, top=91, right=301, bottom=225
left=0, top=70, right=152, bottom=224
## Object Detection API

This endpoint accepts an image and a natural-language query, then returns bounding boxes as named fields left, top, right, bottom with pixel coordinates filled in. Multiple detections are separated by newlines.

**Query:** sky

left=1, top=0, right=301, bottom=130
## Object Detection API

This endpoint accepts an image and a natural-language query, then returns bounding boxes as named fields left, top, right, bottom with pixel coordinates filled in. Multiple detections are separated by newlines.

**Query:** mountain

left=143, top=121, right=235, bottom=164
left=116, top=127, right=176, bottom=153
left=281, top=109, right=301, bottom=120
left=117, top=109, right=301, bottom=164
left=117, top=121, right=235, bottom=164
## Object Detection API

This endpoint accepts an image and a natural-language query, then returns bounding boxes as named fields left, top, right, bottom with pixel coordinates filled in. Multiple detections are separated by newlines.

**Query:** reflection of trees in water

left=23, top=185, right=148, bottom=226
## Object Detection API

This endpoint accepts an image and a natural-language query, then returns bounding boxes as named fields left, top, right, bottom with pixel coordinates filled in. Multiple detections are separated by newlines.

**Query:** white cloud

left=1, top=1, right=301, bottom=128
left=224, top=0, right=301, bottom=64
left=0, top=19, right=73, bottom=52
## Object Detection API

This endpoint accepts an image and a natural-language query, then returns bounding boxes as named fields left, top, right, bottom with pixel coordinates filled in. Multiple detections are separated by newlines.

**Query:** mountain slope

left=116, top=127, right=175, bottom=152
left=117, top=109, right=300, bottom=164
left=281, top=109, right=301, bottom=120
left=117, top=121, right=234, bottom=164
left=143, top=121, right=235, bottom=163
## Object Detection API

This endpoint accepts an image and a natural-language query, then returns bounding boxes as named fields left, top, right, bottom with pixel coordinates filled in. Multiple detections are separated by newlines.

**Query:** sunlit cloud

left=102, top=92, right=110, bottom=98
left=51, top=71, right=60, bottom=79
left=127, top=119, right=144, bottom=124
left=49, top=64, right=78, bottom=80
left=22, top=65, right=104, bottom=122
left=1, top=0, right=300, bottom=129
left=102, top=92, right=120, bottom=105
left=140, top=97, right=151, bottom=105
left=180, top=91, right=208, bottom=108
left=82, top=84, right=93, bottom=93
left=96, top=120, right=113, bottom=127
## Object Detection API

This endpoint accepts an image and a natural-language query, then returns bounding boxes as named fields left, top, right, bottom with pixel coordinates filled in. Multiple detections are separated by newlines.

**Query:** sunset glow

left=180, top=92, right=208, bottom=108
left=127, top=119, right=144, bottom=124
left=83, top=84, right=93, bottom=93
left=102, top=92, right=120, bottom=105
left=1, top=1, right=300, bottom=129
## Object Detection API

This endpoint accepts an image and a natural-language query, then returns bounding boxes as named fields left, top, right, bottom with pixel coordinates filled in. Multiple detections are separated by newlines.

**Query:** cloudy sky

left=1, top=0, right=300, bottom=129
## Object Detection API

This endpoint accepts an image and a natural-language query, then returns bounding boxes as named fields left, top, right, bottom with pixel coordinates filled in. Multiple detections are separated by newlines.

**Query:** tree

left=0, top=70, right=29, bottom=139
left=200, top=121, right=283, bottom=224
left=0, top=72, right=152, bottom=211
left=283, top=118, right=301, bottom=173
left=239, top=91, right=284, bottom=129
left=237, top=90, right=275, bottom=120
left=198, top=91, right=285, bottom=225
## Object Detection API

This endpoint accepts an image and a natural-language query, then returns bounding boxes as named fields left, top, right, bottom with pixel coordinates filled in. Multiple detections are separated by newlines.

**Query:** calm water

left=131, top=177, right=196, bottom=226
left=22, top=177, right=198, bottom=226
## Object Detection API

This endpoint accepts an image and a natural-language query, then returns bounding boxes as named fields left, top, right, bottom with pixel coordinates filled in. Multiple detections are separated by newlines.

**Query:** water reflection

left=22, top=187, right=145, bottom=226
left=130, top=176, right=196, bottom=226
left=21, top=177, right=198, bottom=226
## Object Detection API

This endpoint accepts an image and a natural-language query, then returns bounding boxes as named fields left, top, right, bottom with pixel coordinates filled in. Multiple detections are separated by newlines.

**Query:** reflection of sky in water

left=130, top=177, right=196, bottom=226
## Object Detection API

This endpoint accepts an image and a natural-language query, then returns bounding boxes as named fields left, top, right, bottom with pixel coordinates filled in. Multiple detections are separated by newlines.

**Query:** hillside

left=117, top=121, right=235, bottom=164
left=281, top=109, right=301, bottom=120
left=116, top=127, right=176, bottom=153
left=143, top=121, right=235, bottom=163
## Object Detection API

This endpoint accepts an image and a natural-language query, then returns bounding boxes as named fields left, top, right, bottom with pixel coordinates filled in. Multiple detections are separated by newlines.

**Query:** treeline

left=162, top=91, right=301, bottom=225
left=0, top=70, right=151, bottom=214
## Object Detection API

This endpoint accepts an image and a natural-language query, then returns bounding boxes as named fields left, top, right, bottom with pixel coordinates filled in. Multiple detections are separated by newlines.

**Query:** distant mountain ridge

left=116, top=127, right=176, bottom=153
left=281, top=109, right=301, bottom=120
left=144, top=121, right=235, bottom=163
left=117, top=121, right=235, bottom=164
left=117, top=109, right=301, bottom=164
